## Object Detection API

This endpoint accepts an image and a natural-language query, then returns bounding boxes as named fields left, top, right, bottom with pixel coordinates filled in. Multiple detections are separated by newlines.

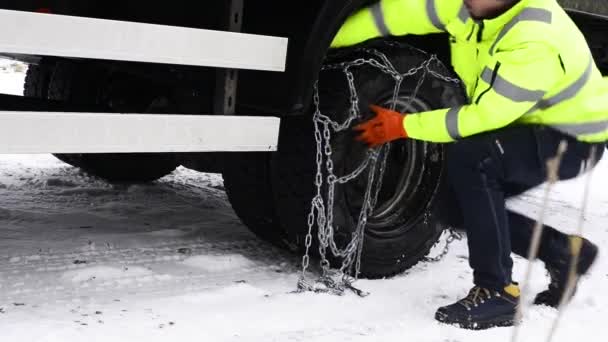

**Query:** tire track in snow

left=0, top=237, right=299, bottom=305
left=0, top=238, right=269, bottom=270
left=0, top=158, right=300, bottom=306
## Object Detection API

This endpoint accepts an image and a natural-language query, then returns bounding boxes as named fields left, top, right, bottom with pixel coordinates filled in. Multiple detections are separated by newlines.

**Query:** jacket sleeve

left=403, top=41, right=564, bottom=142
left=330, top=0, right=463, bottom=48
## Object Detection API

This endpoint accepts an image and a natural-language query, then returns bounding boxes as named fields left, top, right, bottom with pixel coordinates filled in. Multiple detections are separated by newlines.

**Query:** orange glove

left=353, top=105, right=408, bottom=147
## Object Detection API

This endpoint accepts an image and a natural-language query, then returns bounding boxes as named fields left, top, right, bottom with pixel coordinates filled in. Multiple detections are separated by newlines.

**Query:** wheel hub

left=343, top=94, right=441, bottom=238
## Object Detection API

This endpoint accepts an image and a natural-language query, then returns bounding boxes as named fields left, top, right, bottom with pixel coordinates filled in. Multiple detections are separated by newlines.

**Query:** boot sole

left=435, top=311, right=519, bottom=330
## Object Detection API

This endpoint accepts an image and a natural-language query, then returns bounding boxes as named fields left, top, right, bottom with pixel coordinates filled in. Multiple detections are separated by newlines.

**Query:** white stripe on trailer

left=0, top=112, right=280, bottom=154
left=0, top=9, right=288, bottom=72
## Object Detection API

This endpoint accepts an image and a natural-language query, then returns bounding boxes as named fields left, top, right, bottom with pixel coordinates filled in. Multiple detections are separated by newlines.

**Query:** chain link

left=297, top=43, right=462, bottom=297
left=423, top=228, right=464, bottom=263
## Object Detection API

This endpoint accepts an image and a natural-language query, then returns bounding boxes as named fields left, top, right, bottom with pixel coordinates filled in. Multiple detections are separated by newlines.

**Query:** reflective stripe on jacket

left=330, top=0, right=608, bottom=143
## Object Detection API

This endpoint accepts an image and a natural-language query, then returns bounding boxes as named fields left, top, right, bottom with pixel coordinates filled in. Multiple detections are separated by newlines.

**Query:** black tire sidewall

left=275, top=40, right=466, bottom=278
left=222, top=152, right=289, bottom=248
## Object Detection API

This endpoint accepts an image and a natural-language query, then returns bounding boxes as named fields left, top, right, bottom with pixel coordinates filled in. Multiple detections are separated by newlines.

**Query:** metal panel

left=214, top=0, right=244, bottom=116
left=0, top=9, right=288, bottom=72
left=0, top=112, right=280, bottom=153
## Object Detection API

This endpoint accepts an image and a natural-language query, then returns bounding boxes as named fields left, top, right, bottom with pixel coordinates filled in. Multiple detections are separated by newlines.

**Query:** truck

left=0, top=0, right=606, bottom=279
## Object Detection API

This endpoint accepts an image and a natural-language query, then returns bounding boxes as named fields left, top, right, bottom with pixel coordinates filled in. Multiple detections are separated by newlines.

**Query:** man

left=331, top=0, right=608, bottom=330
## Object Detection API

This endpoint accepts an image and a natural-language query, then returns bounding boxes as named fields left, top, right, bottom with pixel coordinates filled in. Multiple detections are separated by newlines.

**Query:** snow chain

left=423, top=228, right=464, bottom=263
left=295, top=43, right=461, bottom=297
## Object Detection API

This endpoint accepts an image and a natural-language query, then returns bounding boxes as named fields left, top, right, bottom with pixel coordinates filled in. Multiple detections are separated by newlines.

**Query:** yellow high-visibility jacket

left=331, top=0, right=608, bottom=143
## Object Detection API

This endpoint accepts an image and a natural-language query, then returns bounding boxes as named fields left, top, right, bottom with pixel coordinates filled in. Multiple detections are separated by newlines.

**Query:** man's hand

left=353, top=105, right=408, bottom=147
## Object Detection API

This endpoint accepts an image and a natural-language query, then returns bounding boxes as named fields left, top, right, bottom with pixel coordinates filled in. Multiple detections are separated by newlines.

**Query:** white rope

left=511, top=140, right=568, bottom=342
left=545, top=145, right=598, bottom=342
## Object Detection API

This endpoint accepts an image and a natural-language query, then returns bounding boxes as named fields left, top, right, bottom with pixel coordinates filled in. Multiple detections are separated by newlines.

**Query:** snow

left=1, top=59, right=608, bottom=342
left=182, top=254, right=256, bottom=272
left=62, top=266, right=154, bottom=283
left=0, top=58, right=26, bottom=95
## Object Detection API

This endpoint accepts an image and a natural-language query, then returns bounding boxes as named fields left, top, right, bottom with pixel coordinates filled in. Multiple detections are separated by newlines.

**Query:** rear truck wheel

left=23, top=59, right=80, bottom=167
left=24, top=59, right=179, bottom=183
left=222, top=152, right=289, bottom=248
left=274, top=40, right=466, bottom=279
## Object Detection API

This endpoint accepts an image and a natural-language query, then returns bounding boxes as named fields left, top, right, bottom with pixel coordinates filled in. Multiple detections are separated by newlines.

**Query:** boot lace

left=458, top=286, right=493, bottom=310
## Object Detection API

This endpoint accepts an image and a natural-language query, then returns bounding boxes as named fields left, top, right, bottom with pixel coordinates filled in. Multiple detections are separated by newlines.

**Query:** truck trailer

left=0, top=0, right=606, bottom=279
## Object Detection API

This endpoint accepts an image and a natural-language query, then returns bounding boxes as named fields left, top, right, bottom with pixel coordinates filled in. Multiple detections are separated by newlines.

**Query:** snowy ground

left=1, top=59, right=608, bottom=342
left=0, top=58, right=26, bottom=96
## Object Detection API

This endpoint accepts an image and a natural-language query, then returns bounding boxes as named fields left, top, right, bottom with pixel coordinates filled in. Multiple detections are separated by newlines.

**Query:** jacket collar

left=463, top=0, right=535, bottom=42
left=472, top=0, right=532, bottom=41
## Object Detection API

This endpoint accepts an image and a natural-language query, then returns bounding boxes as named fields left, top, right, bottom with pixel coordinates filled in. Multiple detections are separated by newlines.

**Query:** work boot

left=534, top=236, right=598, bottom=308
left=435, top=284, right=520, bottom=330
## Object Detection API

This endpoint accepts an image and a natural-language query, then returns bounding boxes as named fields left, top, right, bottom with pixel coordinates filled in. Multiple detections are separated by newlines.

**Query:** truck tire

left=24, top=59, right=179, bottom=183
left=222, top=153, right=289, bottom=248
left=23, top=60, right=54, bottom=99
left=23, top=59, right=82, bottom=167
left=274, top=40, right=466, bottom=279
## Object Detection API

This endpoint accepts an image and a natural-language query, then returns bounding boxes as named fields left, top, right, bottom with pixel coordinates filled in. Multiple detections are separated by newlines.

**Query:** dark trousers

left=446, top=125, right=605, bottom=290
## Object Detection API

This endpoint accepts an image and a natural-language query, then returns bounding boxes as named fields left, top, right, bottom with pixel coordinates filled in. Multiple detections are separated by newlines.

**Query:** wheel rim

left=343, top=94, right=443, bottom=239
